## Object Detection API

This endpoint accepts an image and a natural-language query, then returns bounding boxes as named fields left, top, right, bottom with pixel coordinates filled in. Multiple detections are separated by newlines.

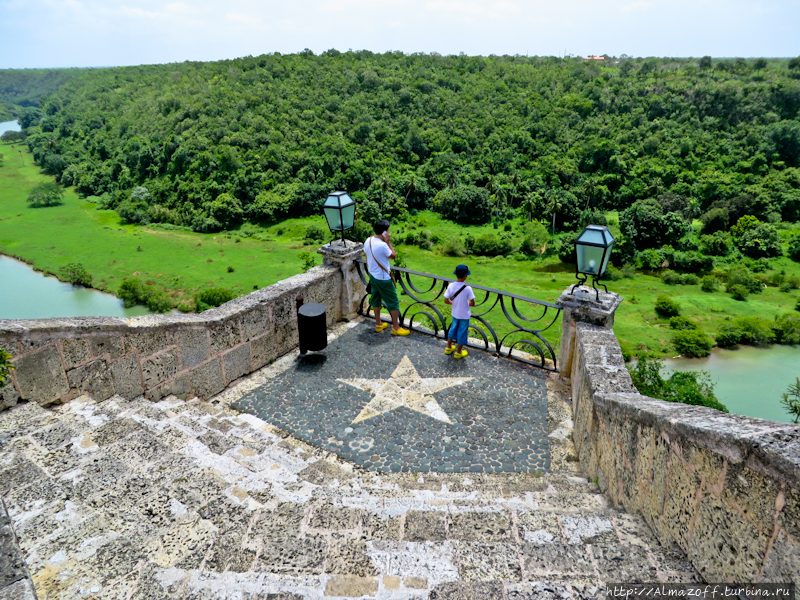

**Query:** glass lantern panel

left=324, top=194, right=342, bottom=209
left=577, top=228, right=607, bottom=246
left=576, top=244, right=606, bottom=275
left=600, top=241, right=615, bottom=274
left=341, top=203, right=356, bottom=229
left=324, top=206, right=343, bottom=231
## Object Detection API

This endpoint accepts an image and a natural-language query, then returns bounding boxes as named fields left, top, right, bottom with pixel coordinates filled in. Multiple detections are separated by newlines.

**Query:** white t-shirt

left=365, top=236, right=392, bottom=280
left=444, top=281, right=476, bottom=320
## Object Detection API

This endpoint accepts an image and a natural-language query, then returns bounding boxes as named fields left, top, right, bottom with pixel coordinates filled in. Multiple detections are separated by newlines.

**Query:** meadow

left=2, top=143, right=800, bottom=360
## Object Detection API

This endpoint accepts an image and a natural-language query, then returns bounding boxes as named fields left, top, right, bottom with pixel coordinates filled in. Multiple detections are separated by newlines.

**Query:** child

left=444, top=264, right=476, bottom=359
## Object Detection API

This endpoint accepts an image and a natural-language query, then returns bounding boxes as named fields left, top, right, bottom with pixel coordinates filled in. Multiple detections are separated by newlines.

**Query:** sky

left=1, top=0, right=798, bottom=69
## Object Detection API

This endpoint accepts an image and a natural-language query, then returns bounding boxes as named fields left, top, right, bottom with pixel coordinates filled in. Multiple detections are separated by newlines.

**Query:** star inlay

left=338, top=355, right=473, bottom=424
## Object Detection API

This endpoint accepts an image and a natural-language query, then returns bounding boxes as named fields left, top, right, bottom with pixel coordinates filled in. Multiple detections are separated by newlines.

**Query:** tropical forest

left=2, top=52, right=800, bottom=418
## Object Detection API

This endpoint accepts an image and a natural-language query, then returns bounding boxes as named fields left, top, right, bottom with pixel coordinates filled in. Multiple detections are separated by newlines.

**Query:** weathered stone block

left=110, top=353, right=144, bottom=400
left=0, top=577, right=37, bottom=600
left=188, top=358, right=225, bottom=400
left=222, top=344, right=251, bottom=385
left=238, top=305, right=272, bottom=341
left=722, top=464, right=778, bottom=533
left=60, top=338, right=90, bottom=369
left=88, top=335, right=125, bottom=360
left=0, top=524, right=27, bottom=588
left=760, top=529, right=800, bottom=586
left=0, top=338, right=20, bottom=358
left=250, top=333, right=277, bottom=370
left=272, top=292, right=296, bottom=326
left=779, top=486, right=799, bottom=540
left=124, top=330, right=173, bottom=359
left=13, top=345, right=68, bottom=405
left=141, top=350, right=178, bottom=389
left=0, top=384, right=20, bottom=412
left=175, top=328, right=210, bottom=369
left=689, top=493, right=768, bottom=582
left=324, top=575, right=378, bottom=597
left=208, top=319, right=241, bottom=356
left=274, top=319, right=298, bottom=356
left=66, top=358, right=114, bottom=400
left=661, top=453, right=701, bottom=552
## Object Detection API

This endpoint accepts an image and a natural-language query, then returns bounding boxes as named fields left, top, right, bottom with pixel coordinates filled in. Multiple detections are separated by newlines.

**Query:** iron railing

left=355, top=259, right=562, bottom=371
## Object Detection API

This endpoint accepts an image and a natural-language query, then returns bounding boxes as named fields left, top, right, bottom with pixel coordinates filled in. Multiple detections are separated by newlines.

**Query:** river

left=663, top=346, right=800, bottom=424
left=0, top=255, right=151, bottom=319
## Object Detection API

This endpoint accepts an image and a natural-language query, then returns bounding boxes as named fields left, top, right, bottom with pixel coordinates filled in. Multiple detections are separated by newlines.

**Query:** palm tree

left=522, top=192, right=539, bottom=222
left=377, top=174, right=391, bottom=214
left=445, top=169, right=459, bottom=189
left=544, top=190, right=564, bottom=235
left=404, top=174, right=419, bottom=202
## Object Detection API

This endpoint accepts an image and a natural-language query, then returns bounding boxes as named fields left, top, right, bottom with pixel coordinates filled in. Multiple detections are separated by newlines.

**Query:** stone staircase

left=0, top=348, right=698, bottom=600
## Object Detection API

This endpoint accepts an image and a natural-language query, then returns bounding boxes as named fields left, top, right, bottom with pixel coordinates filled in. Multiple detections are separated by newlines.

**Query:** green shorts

left=369, top=275, right=400, bottom=312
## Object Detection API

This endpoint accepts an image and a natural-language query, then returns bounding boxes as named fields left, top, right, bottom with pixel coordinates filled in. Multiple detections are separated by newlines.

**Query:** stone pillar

left=317, top=240, right=365, bottom=318
left=557, top=285, right=622, bottom=382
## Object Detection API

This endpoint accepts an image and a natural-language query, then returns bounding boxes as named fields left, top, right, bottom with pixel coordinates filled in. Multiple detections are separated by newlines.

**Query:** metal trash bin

left=297, top=302, right=327, bottom=354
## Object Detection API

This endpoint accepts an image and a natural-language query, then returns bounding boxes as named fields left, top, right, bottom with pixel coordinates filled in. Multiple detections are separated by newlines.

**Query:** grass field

left=2, top=143, right=799, bottom=359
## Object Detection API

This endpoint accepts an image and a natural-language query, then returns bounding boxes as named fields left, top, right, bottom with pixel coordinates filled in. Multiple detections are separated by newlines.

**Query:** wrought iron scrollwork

left=354, top=259, right=562, bottom=371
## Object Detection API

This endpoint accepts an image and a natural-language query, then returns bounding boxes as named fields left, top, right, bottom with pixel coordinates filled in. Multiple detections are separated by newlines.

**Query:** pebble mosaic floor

left=233, top=322, right=550, bottom=474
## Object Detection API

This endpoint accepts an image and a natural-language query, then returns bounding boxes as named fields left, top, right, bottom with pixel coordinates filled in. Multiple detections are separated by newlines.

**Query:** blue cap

left=454, top=264, right=471, bottom=277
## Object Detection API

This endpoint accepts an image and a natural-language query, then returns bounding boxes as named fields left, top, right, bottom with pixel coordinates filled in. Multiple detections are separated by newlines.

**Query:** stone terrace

left=0, top=319, right=699, bottom=600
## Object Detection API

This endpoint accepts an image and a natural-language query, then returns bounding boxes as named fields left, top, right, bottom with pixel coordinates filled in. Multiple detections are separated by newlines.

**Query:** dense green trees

left=6, top=52, right=798, bottom=238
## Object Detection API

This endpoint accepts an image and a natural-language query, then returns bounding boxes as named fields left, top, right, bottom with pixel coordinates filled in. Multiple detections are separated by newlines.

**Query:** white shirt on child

left=444, top=281, right=476, bottom=320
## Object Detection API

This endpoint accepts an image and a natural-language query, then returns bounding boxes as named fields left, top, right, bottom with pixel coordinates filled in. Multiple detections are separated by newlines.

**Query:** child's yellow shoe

left=375, top=322, right=389, bottom=332
left=445, top=346, right=455, bottom=355
left=391, top=327, right=410, bottom=336
left=454, top=350, right=469, bottom=359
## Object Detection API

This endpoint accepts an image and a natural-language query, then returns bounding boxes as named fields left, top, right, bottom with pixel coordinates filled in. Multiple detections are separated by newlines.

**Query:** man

left=364, top=219, right=410, bottom=336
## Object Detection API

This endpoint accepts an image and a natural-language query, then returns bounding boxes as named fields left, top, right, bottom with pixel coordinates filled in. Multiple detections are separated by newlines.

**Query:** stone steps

left=0, top=387, right=698, bottom=600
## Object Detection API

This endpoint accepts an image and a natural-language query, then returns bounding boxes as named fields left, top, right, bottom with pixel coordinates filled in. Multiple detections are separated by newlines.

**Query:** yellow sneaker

left=391, top=327, right=410, bottom=336
left=454, top=350, right=469, bottom=359
left=445, top=346, right=455, bottom=355
left=375, top=322, right=389, bottom=333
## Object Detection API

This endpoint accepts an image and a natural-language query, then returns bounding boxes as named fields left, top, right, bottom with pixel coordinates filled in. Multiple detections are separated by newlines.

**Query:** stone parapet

left=567, top=321, right=800, bottom=584
left=0, top=265, right=342, bottom=412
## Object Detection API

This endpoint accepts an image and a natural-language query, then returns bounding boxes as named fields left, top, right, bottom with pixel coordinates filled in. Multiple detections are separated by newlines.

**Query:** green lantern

left=572, top=225, right=615, bottom=300
left=322, top=191, right=356, bottom=245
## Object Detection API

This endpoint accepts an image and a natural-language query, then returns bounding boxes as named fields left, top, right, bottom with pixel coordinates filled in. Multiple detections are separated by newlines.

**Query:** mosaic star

left=338, top=355, right=473, bottom=424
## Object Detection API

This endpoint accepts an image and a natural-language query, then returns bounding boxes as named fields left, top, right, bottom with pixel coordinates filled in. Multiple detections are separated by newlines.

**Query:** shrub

left=672, top=251, right=714, bottom=273
left=700, top=276, right=719, bottom=292
left=737, top=316, right=775, bottom=345
left=773, top=314, right=800, bottom=345
left=781, top=378, right=800, bottom=424
left=669, top=316, right=698, bottom=330
left=303, top=224, right=326, bottom=244
left=728, top=284, right=749, bottom=301
left=725, top=267, right=762, bottom=294
left=442, top=237, right=467, bottom=257
left=520, top=220, right=549, bottom=256
left=680, top=273, right=700, bottom=285
left=788, top=235, right=800, bottom=262
left=672, top=329, right=712, bottom=358
left=59, top=263, right=92, bottom=287
left=26, top=182, right=64, bottom=207
left=654, top=295, right=680, bottom=318
left=661, top=270, right=682, bottom=285
left=472, top=233, right=513, bottom=256
left=716, top=323, right=743, bottom=347
left=628, top=356, right=727, bottom=412
left=797, top=298, right=800, bottom=312
left=699, top=231, right=733, bottom=256
left=118, top=278, right=174, bottom=313
left=557, top=237, right=577, bottom=263
left=622, top=264, right=636, bottom=278
left=780, top=275, right=800, bottom=292
left=604, top=265, right=623, bottom=281
left=195, top=287, right=236, bottom=312
left=637, top=248, right=666, bottom=271
left=299, top=251, right=316, bottom=272
left=0, top=347, right=13, bottom=389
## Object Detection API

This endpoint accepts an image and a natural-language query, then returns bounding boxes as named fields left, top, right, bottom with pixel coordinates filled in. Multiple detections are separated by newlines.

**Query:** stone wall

left=564, top=313, right=800, bottom=584
left=1, top=496, right=37, bottom=599
left=0, top=264, right=347, bottom=412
